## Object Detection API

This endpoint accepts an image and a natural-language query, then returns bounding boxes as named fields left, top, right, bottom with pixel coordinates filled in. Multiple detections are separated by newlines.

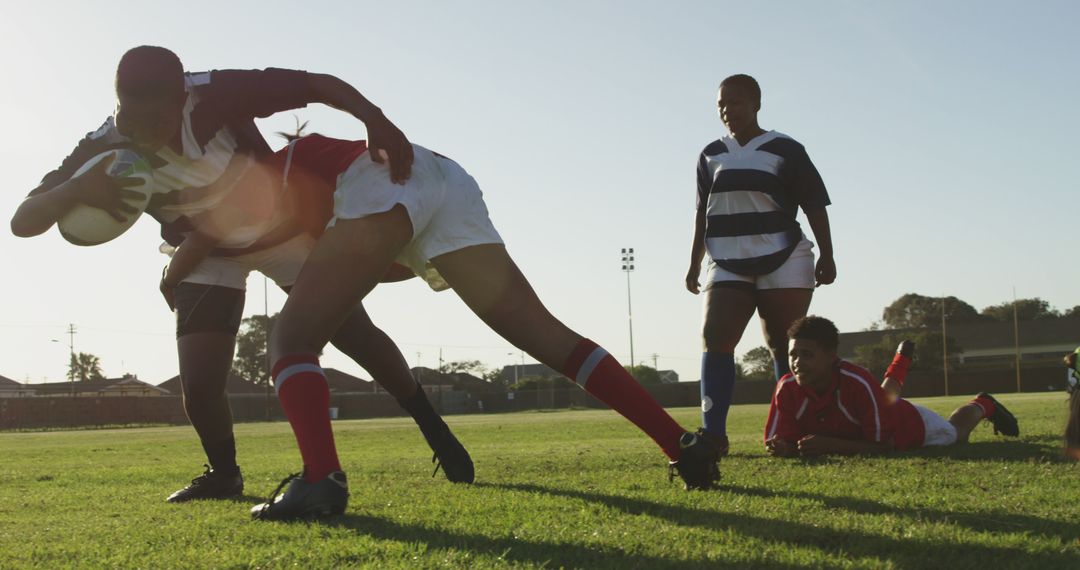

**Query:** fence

left=1, top=363, right=1070, bottom=430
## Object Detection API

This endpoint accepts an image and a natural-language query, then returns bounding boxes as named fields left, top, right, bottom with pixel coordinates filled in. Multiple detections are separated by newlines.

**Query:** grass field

left=1, top=393, right=1077, bottom=569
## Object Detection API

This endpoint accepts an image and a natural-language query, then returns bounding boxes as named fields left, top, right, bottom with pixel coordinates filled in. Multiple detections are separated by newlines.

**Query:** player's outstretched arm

left=804, top=208, right=835, bottom=287
left=305, top=73, right=413, bottom=184
left=11, top=158, right=143, bottom=237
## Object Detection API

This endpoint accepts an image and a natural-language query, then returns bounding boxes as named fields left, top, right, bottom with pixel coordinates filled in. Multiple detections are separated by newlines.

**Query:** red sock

left=970, top=395, right=996, bottom=419
left=884, top=354, right=912, bottom=387
left=272, top=354, right=342, bottom=482
left=561, top=339, right=686, bottom=460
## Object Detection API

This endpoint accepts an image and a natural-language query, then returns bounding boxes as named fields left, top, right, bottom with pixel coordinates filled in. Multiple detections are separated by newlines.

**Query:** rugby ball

left=58, top=149, right=157, bottom=246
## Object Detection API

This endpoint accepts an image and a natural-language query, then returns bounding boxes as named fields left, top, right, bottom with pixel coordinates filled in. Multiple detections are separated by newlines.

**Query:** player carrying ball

left=765, top=316, right=1019, bottom=457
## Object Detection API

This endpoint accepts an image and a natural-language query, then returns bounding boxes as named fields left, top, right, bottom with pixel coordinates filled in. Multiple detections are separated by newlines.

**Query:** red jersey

left=764, top=360, right=925, bottom=450
left=263, top=134, right=369, bottom=238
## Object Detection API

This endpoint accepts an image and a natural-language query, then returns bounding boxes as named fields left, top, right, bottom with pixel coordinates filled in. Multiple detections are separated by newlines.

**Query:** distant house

left=0, top=374, right=33, bottom=398
left=29, top=374, right=170, bottom=397
left=838, top=315, right=1080, bottom=368
left=658, top=370, right=680, bottom=384
left=323, top=368, right=378, bottom=393
left=158, top=373, right=266, bottom=395
left=498, top=363, right=558, bottom=384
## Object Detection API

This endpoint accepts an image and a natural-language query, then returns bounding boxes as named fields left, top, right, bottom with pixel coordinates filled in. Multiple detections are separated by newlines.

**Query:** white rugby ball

left=58, top=149, right=157, bottom=246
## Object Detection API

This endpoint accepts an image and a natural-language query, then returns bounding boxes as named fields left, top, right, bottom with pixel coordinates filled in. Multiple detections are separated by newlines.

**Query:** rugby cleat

left=698, top=430, right=730, bottom=458
left=250, top=470, right=349, bottom=521
left=668, top=429, right=721, bottom=490
left=427, top=426, right=475, bottom=484
left=166, top=465, right=243, bottom=503
left=977, top=392, right=1020, bottom=437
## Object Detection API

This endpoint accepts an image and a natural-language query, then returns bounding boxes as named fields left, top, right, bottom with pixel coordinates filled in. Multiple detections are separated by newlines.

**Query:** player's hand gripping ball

left=58, top=149, right=159, bottom=245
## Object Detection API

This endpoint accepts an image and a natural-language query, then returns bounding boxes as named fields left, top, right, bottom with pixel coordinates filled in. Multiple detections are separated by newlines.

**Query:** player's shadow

left=717, top=482, right=1080, bottom=543
left=481, top=482, right=1078, bottom=568
left=902, top=438, right=1068, bottom=462
left=323, top=512, right=802, bottom=570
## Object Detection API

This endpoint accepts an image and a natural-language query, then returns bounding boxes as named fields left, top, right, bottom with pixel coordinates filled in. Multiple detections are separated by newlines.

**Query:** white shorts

left=327, top=145, right=504, bottom=291
left=180, top=234, right=316, bottom=290
left=914, top=404, right=958, bottom=447
left=705, top=238, right=816, bottom=290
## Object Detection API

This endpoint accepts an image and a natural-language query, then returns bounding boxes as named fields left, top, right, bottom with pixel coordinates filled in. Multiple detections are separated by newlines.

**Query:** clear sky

left=1, top=1, right=1077, bottom=386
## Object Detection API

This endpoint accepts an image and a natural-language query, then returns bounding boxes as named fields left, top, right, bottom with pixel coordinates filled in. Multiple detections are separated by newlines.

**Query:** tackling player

left=764, top=316, right=1019, bottom=457
left=10, top=46, right=473, bottom=501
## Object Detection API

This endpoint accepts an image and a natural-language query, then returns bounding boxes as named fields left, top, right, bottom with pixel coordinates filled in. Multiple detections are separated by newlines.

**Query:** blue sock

left=773, top=355, right=791, bottom=381
left=700, top=352, right=735, bottom=438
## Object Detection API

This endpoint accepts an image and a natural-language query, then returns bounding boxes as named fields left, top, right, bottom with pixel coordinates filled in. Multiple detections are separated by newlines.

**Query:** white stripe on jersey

left=794, top=398, right=809, bottom=420
left=836, top=396, right=859, bottom=425
left=840, top=368, right=881, bottom=442
left=705, top=190, right=780, bottom=217
left=705, top=148, right=784, bottom=177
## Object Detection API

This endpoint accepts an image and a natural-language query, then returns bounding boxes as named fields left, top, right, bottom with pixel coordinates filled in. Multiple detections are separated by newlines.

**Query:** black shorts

left=174, top=283, right=246, bottom=337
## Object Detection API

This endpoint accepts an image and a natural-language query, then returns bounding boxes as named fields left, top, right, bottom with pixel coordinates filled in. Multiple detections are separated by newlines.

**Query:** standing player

left=9, top=46, right=473, bottom=501
left=764, top=316, right=1019, bottom=457
left=686, top=74, right=836, bottom=457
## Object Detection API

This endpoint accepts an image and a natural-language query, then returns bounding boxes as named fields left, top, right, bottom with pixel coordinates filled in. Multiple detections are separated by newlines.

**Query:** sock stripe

left=575, top=347, right=609, bottom=388
left=274, top=363, right=325, bottom=394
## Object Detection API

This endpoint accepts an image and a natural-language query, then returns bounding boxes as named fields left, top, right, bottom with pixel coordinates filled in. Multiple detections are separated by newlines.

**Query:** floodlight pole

left=621, top=248, right=636, bottom=369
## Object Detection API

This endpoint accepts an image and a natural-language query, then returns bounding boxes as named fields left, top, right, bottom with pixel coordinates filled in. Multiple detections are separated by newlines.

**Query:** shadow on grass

left=718, top=483, right=1080, bottom=544
left=899, top=438, right=1071, bottom=463
left=324, top=512, right=799, bottom=569
left=483, top=482, right=1078, bottom=568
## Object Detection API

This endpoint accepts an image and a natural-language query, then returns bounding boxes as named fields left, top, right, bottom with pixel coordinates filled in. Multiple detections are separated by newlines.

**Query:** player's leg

left=429, top=244, right=719, bottom=489
left=756, top=288, right=812, bottom=381
left=754, top=241, right=817, bottom=381
left=880, top=340, right=915, bottom=403
left=948, top=393, right=1019, bottom=443
left=167, top=283, right=246, bottom=502
left=700, top=284, right=757, bottom=454
left=325, top=302, right=473, bottom=482
left=253, top=206, right=412, bottom=520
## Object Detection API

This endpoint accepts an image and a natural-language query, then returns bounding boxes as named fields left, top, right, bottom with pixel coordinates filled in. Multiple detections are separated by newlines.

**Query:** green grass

left=0, top=393, right=1077, bottom=569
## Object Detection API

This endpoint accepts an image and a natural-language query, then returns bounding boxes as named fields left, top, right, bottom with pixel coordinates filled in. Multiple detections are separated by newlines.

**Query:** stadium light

left=621, top=248, right=635, bottom=369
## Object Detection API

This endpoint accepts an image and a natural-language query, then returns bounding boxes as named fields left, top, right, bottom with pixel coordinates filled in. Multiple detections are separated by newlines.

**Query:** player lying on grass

left=9, top=46, right=473, bottom=501
left=1064, top=349, right=1079, bottom=460
left=764, top=316, right=1019, bottom=457
left=168, top=129, right=723, bottom=520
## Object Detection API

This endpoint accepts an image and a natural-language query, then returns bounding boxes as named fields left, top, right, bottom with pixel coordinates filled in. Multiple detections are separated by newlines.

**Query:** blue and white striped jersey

left=696, top=131, right=830, bottom=276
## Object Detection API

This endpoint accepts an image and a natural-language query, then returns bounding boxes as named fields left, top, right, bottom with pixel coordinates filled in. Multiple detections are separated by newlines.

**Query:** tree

left=232, top=314, right=278, bottom=385
left=438, top=360, right=487, bottom=375
left=512, top=375, right=574, bottom=391
left=739, top=346, right=774, bottom=382
left=981, top=298, right=1060, bottom=322
left=1066, top=305, right=1080, bottom=318
left=625, top=364, right=662, bottom=385
left=68, top=352, right=104, bottom=382
left=881, top=293, right=981, bottom=329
